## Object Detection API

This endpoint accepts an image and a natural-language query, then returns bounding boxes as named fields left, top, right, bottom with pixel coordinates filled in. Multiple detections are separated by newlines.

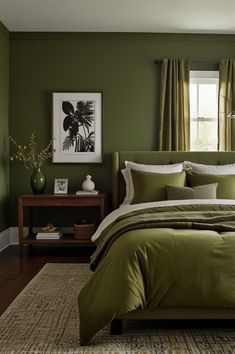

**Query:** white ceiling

left=0, top=0, right=235, bottom=34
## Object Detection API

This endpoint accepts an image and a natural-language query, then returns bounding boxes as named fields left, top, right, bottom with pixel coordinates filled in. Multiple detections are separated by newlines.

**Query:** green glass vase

left=30, top=167, right=46, bottom=194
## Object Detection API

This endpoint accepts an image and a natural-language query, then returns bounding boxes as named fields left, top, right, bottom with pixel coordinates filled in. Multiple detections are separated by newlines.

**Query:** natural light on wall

left=190, top=71, right=219, bottom=151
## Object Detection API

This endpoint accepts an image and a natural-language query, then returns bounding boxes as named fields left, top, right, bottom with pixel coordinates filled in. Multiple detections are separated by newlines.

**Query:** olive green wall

left=0, top=22, right=9, bottom=232
left=9, top=32, right=235, bottom=225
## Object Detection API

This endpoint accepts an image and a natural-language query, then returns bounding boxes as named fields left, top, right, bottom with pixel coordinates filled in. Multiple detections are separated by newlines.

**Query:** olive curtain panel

left=218, top=59, right=235, bottom=151
left=157, top=58, right=190, bottom=151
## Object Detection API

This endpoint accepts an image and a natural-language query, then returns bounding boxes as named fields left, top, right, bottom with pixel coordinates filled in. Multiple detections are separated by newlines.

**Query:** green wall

left=0, top=23, right=9, bottom=232
left=8, top=32, right=235, bottom=225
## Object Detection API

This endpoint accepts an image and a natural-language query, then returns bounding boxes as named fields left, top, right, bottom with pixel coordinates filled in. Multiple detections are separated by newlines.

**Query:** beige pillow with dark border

left=166, top=183, right=218, bottom=200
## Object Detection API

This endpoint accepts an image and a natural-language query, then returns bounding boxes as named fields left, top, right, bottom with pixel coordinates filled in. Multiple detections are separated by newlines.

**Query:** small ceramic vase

left=82, top=175, right=95, bottom=192
left=30, top=167, right=46, bottom=194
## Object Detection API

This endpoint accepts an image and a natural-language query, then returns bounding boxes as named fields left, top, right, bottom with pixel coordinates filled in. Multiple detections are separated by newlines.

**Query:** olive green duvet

left=78, top=202, right=235, bottom=345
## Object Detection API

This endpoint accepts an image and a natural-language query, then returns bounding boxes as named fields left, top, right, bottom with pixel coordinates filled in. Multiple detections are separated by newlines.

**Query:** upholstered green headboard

left=112, top=151, right=235, bottom=210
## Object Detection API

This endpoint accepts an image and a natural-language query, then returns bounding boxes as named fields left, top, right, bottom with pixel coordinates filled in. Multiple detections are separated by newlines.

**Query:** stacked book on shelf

left=36, top=224, right=63, bottom=239
left=76, top=190, right=99, bottom=196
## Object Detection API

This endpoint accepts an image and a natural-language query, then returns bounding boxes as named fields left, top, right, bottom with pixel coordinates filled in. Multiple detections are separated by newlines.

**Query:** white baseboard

left=0, top=228, right=11, bottom=252
left=9, top=227, right=28, bottom=244
left=0, top=227, right=27, bottom=252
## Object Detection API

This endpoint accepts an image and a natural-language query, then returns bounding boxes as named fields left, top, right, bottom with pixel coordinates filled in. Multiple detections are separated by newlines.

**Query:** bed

left=78, top=151, right=235, bottom=345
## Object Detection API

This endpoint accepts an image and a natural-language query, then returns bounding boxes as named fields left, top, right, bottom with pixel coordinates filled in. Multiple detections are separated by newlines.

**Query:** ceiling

left=0, top=0, right=235, bottom=34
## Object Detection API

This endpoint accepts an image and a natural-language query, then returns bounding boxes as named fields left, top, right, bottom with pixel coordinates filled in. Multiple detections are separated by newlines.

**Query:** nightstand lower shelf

left=23, top=234, right=95, bottom=245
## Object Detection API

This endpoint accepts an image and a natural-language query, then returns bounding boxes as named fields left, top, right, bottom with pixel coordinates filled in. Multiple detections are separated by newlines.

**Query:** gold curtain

left=157, top=58, right=190, bottom=151
left=218, top=59, right=235, bottom=151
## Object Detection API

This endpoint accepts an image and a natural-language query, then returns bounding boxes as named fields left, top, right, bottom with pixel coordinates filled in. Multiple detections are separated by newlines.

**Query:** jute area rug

left=0, top=264, right=235, bottom=354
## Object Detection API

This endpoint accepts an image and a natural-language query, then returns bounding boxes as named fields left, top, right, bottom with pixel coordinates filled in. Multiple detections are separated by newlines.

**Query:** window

left=190, top=71, right=219, bottom=151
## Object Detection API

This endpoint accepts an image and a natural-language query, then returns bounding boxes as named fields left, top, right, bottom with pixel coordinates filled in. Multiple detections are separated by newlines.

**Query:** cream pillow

left=120, top=161, right=184, bottom=206
left=125, top=160, right=184, bottom=172
left=184, top=161, right=235, bottom=174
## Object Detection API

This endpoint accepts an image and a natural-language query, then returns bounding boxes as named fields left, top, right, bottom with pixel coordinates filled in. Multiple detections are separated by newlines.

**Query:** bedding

left=78, top=200, right=235, bottom=345
left=131, top=170, right=186, bottom=204
left=185, top=161, right=235, bottom=174
left=125, top=160, right=184, bottom=171
left=120, top=160, right=235, bottom=206
left=166, top=183, right=218, bottom=200
left=187, top=171, right=235, bottom=199
left=121, top=161, right=184, bottom=206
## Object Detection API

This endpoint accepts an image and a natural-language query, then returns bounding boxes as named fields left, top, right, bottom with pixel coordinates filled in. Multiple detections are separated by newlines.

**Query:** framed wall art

left=52, top=92, right=102, bottom=163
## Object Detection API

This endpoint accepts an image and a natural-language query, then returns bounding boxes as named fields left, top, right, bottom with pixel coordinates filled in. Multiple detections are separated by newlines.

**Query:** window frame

left=190, top=71, right=219, bottom=151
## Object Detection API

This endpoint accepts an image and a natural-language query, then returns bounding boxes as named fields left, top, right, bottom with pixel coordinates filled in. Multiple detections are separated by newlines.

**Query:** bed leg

left=110, top=319, right=123, bottom=335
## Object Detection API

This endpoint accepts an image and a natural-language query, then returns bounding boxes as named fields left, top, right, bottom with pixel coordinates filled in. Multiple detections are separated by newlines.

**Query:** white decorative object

left=82, top=175, right=95, bottom=192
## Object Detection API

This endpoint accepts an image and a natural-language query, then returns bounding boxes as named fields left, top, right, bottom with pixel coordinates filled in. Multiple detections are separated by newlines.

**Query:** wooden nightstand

left=18, top=193, right=109, bottom=257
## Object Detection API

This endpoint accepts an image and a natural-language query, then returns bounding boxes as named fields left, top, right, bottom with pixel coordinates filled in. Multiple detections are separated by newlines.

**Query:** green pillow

left=186, top=171, right=235, bottom=199
left=131, top=170, right=186, bottom=204
left=166, top=183, right=218, bottom=200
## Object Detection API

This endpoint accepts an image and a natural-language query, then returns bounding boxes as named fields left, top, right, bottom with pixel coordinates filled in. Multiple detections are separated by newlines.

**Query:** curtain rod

left=154, top=59, right=219, bottom=64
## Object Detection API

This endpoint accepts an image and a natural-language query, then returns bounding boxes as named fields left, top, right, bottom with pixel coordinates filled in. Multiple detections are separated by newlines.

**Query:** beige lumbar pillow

left=166, top=183, right=218, bottom=200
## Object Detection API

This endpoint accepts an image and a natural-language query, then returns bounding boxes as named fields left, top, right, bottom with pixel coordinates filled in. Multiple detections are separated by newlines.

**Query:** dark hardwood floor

left=0, top=245, right=92, bottom=316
